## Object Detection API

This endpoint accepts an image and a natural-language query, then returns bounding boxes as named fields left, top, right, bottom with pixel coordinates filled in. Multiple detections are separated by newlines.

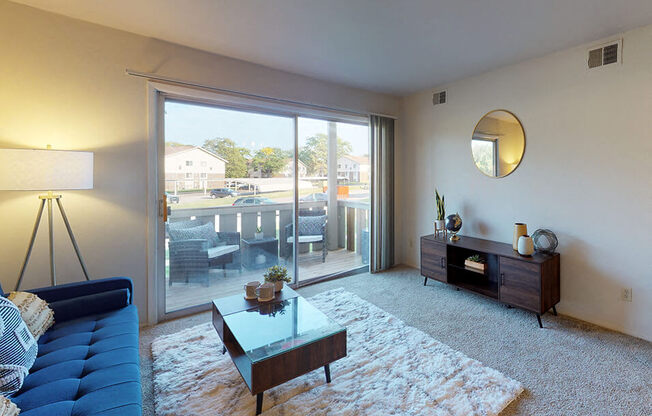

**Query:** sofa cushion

left=0, top=297, right=38, bottom=396
left=7, top=292, right=54, bottom=341
left=0, top=395, right=19, bottom=416
left=47, top=289, right=130, bottom=323
left=10, top=305, right=141, bottom=416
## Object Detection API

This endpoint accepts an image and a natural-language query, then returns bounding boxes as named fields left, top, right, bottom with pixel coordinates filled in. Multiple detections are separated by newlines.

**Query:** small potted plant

left=264, top=265, right=291, bottom=292
left=254, top=226, right=264, bottom=240
left=464, top=254, right=486, bottom=272
left=435, top=189, right=445, bottom=236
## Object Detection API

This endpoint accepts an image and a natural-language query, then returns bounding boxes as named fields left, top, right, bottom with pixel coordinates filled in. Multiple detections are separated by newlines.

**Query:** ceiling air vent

left=433, top=90, right=447, bottom=105
left=588, top=40, right=621, bottom=69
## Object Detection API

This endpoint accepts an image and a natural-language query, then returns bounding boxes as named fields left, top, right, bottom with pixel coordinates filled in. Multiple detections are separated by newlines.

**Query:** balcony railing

left=168, top=199, right=369, bottom=259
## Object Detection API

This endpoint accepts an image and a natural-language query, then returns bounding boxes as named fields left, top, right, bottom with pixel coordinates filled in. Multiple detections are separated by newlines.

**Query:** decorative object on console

left=0, top=396, right=20, bottom=416
left=445, top=213, right=462, bottom=241
left=0, top=297, right=37, bottom=396
left=532, top=229, right=558, bottom=254
left=513, top=223, right=528, bottom=250
left=6, top=292, right=54, bottom=340
left=0, top=148, right=94, bottom=290
left=264, top=265, right=291, bottom=292
left=471, top=110, right=526, bottom=178
left=434, top=189, right=446, bottom=236
left=255, top=226, right=264, bottom=240
left=464, top=254, right=487, bottom=272
left=517, top=235, right=535, bottom=257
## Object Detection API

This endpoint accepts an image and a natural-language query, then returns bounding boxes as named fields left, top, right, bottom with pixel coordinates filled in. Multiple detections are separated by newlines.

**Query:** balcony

left=165, top=199, right=369, bottom=312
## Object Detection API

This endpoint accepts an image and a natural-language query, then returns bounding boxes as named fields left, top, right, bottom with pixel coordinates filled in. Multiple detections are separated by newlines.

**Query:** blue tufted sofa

left=0, top=277, right=142, bottom=416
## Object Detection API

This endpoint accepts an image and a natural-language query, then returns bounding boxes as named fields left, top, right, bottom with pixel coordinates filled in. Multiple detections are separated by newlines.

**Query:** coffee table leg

left=324, top=363, right=331, bottom=383
left=222, top=345, right=226, bottom=354
left=256, top=392, right=263, bottom=415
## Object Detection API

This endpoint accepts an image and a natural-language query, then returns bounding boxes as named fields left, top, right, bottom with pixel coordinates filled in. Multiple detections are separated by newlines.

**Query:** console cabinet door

left=499, top=257, right=541, bottom=312
left=420, top=238, right=447, bottom=282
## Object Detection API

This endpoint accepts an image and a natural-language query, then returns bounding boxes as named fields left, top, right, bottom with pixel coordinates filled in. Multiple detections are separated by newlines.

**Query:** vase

left=273, top=281, right=284, bottom=292
left=517, top=235, right=534, bottom=256
left=254, top=232, right=263, bottom=240
left=434, top=219, right=445, bottom=236
left=513, top=223, right=527, bottom=250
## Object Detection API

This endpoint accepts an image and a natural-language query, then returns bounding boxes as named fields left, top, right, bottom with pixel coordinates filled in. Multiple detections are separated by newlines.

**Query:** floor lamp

left=0, top=148, right=94, bottom=290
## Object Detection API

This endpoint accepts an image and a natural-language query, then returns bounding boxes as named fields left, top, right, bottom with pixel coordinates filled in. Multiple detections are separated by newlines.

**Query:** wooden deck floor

left=165, top=248, right=365, bottom=312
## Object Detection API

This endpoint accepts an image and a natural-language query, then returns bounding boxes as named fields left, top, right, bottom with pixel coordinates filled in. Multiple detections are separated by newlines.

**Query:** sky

left=164, top=101, right=369, bottom=156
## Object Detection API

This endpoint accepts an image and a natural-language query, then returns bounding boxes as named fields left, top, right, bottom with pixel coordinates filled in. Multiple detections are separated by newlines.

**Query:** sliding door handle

left=500, top=273, right=505, bottom=286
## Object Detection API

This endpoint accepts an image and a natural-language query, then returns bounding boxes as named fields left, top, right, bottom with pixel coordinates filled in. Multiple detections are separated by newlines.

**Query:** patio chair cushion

left=286, top=235, right=324, bottom=244
left=169, top=222, right=220, bottom=247
left=298, top=215, right=326, bottom=236
left=207, top=244, right=239, bottom=260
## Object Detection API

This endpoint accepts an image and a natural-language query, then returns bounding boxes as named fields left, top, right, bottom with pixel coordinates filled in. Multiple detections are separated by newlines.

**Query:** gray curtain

left=370, top=115, right=394, bottom=272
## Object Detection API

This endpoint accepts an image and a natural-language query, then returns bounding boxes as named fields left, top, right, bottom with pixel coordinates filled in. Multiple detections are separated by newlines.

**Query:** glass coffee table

left=212, top=287, right=347, bottom=415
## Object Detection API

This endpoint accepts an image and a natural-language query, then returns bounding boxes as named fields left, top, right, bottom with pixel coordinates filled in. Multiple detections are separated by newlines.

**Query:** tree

left=298, top=133, right=353, bottom=176
left=202, top=138, right=250, bottom=178
left=250, top=147, right=290, bottom=178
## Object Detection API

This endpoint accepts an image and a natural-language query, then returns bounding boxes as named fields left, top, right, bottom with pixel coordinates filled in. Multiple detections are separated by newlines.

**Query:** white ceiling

left=11, top=0, right=652, bottom=95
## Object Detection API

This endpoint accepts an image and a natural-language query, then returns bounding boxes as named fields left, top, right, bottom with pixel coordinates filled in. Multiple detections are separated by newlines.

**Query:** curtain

left=370, top=115, right=395, bottom=272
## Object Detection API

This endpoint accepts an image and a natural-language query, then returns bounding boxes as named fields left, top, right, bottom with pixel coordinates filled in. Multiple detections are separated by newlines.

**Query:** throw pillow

left=0, top=297, right=37, bottom=396
left=298, top=215, right=326, bottom=236
left=169, top=222, right=219, bottom=247
left=0, top=396, right=19, bottom=416
left=7, top=292, right=54, bottom=341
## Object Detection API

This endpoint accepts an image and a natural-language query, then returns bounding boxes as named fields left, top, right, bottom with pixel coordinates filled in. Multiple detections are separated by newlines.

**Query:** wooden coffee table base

left=212, top=289, right=347, bottom=416
left=255, top=364, right=332, bottom=415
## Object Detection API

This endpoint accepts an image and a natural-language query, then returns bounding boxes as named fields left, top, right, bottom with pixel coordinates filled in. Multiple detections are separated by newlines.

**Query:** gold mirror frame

left=471, top=109, right=526, bottom=178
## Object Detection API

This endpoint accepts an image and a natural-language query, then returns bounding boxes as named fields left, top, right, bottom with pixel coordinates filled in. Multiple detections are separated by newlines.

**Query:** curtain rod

left=125, top=69, right=397, bottom=120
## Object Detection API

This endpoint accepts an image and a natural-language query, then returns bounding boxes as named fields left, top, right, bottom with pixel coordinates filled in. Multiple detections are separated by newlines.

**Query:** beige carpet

left=140, top=266, right=652, bottom=415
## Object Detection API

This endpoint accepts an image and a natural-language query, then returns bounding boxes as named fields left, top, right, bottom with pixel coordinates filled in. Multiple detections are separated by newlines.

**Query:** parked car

left=232, top=197, right=275, bottom=206
left=300, top=192, right=327, bottom=201
left=166, top=192, right=179, bottom=204
left=210, top=188, right=238, bottom=198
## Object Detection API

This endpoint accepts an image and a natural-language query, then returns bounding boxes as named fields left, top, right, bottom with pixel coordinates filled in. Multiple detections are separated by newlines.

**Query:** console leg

left=536, top=313, right=543, bottom=328
left=256, top=392, right=263, bottom=415
left=552, top=306, right=557, bottom=316
left=222, top=345, right=226, bottom=355
left=324, top=363, right=331, bottom=383
left=423, top=276, right=428, bottom=286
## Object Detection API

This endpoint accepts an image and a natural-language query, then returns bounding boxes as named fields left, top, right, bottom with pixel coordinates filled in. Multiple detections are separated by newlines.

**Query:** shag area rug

left=152, top=288, right=523, bottom=415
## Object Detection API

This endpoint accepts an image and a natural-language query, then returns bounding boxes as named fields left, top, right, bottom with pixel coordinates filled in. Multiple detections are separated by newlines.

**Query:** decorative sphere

left=532, top=229, right=558, bottom=254
left=445, top=213, right=462, bottom=232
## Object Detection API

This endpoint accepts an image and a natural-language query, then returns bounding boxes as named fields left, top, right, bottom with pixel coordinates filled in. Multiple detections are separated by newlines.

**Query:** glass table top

left=223, top=297, right=345, bottom=363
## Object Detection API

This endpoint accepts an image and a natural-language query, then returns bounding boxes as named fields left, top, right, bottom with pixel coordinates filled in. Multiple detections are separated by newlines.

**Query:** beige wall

left=398, top=24, right=652, bottom=341
left=0, top=1, right=400, bottom=322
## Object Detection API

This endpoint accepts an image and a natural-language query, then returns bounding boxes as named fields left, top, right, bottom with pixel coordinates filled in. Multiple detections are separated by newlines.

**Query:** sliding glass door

left=296, top=117, right=370, bottom=283
left=160, top=97, right=369, bottom=314
left=163, top=100, right=294, bottom=313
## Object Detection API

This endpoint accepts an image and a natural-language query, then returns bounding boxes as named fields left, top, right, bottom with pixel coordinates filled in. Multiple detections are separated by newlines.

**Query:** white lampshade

left=0, top=149, right=93, bottom=191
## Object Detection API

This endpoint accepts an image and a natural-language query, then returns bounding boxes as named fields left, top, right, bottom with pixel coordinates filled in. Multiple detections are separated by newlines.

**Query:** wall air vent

left=588, top=39, right=622, bottom=69
left=433, top=90, right=447, bottom=105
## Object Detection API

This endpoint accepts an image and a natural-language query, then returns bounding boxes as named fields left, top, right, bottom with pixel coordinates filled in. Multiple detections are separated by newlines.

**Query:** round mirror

left=471, top=110, right=525, bottom=177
